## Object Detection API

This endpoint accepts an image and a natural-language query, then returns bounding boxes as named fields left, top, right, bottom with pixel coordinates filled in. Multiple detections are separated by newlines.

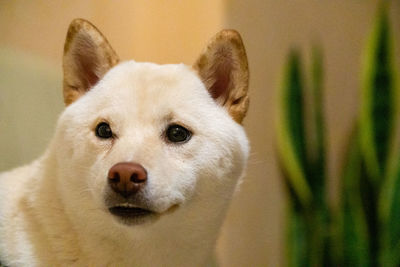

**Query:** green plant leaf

left=359, top=3, right=397, bottom=182
left=287, top=208, right=308, bottom=267
left=380, top=154, right=400, bottom=266
left=339, top=130, right=370, bottom=266
left=308, top=45, right=326, bottom=203
left=277, top=50, right=312, bottom=207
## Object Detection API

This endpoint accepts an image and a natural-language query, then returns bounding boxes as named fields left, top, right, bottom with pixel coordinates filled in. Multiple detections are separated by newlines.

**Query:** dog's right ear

left=193, top=30, right=249, bottom=124
left=63, top=19, right=119, bottom=105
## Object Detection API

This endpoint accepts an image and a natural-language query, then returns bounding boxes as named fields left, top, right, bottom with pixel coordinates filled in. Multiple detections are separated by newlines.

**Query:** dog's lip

left=108, top=203, right=179, bottom=218
left=108, top=203, right=154, bottom=218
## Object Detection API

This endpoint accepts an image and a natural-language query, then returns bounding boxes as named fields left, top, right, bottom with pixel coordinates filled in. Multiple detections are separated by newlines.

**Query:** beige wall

left=0, top=0, right=224, bottom=65
left=1, top=1, right=400, bottom=266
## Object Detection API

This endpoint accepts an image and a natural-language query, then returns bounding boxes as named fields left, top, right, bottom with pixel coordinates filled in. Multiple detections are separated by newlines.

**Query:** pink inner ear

left=73, top=35, right=100, bottom=90
left=209, top=48, right=234, bottom=103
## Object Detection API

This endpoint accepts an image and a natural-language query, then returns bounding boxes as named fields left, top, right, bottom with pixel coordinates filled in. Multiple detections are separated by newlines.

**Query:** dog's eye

left=95, top=122, right=113, bottom=139
left=166, top=124, right=191, bottom=143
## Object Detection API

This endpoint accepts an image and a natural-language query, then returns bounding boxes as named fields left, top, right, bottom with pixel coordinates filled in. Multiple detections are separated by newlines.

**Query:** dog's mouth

left=107, top=203, right=179, bottom=226
left=109, top=205, right=154, bottom=218
left=108, top=203, right=156, bottom=225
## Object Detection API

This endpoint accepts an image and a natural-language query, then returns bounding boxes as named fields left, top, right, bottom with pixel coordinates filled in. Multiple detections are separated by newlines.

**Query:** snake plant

left=277, top=4, right=399, bottom=266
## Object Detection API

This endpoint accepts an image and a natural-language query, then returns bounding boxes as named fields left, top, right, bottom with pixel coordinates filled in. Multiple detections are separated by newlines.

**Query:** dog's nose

left=107, top=162, right=147, bottom=198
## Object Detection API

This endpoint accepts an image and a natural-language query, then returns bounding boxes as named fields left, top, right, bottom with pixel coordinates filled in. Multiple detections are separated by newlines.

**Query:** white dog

left=0, top=19, right=249, bottom=266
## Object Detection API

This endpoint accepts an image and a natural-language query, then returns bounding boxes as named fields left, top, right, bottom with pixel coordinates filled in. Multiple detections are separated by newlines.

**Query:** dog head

left=54, top=19, right=249, bottom=229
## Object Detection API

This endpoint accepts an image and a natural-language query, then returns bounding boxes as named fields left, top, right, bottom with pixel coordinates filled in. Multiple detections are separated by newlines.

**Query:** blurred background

left=1, top=1, right=400, bottom=266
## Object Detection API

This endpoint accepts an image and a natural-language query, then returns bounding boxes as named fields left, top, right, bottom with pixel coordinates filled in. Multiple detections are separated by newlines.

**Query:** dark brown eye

left=166, top=124, right=191, bottom=143
left=95, top=122, right=113, bottom=139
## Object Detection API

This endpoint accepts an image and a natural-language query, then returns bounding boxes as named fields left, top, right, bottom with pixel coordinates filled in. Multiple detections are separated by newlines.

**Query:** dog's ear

left=193, top=30, right=249, bottom=123
left=63, top=19, right=119, bottom=105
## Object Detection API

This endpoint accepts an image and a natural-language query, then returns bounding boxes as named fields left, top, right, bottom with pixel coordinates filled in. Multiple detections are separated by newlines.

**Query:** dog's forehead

left=91, top=60, right=214, bottom=121
left=102, top=61, right=204, bottom=97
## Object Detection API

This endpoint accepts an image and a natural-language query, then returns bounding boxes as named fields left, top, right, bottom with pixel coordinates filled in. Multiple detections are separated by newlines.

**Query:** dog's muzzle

left=105, top=162, right=156, bottom=225
left=105, top=161, right=180, bottom=225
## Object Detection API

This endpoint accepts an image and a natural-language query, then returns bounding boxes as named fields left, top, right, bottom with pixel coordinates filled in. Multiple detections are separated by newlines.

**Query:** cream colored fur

left=0, top=19, right=249, bottom=266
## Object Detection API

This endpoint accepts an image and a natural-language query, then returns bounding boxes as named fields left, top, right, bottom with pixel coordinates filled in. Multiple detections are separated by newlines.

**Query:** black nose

left=107, top=162, right=147, bottom=198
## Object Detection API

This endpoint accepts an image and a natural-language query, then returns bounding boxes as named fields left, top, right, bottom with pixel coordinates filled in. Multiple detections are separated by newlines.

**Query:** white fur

left=0, top=61, right=249, bottom=266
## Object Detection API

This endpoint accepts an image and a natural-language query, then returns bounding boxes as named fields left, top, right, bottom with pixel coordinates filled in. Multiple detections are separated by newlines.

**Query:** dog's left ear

left=63, top=19, right=119, bottom=105
left=193, top=30, right=249, bottom=123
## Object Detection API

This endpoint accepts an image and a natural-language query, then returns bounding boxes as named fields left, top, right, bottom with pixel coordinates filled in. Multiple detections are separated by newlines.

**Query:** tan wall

left=0, top=0, right=225, bottom=65
left=1, top=1, right=400, bottom=266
